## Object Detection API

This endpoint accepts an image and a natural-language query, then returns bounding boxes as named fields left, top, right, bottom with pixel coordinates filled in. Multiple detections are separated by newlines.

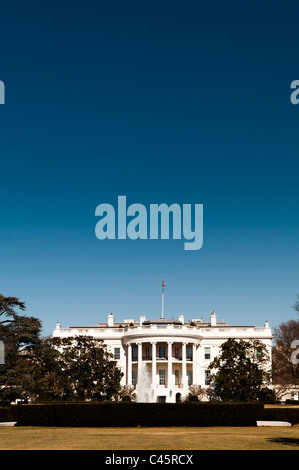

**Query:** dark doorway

left=176, top=393, right=181, bottom=403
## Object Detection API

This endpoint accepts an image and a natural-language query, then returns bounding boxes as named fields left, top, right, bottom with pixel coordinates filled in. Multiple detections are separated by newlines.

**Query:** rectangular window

left=187, top=370, right=193, bottom=386
left=132, top=370, right=137, bottom=386
left=205, top=370, right=211, bottom=386
left=204, top=347, right=211, bottom=360
left=174, top=346, right=180, bottom=359
left=175, top=369, right=180, bottom=385
left=114, top=347, right=120, bottom=360
left=144, top=346, right=151, bottom=360
left=132, top=347, right=138, bottom=361
left=159, top=369, right=166, bottom=385
left=256, top=347, right=263, bottom=360
left=159, top=346, right=166, bottom=358
left=187, top=346, right=193, bottom=360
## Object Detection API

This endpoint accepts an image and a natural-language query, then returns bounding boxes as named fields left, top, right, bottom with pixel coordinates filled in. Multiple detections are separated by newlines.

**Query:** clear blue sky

left=0, top=1, right=298, bottom=336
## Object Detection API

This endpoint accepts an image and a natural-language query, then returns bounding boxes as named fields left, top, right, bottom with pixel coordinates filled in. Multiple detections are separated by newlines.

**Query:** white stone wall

left=53, top=314, right=273, bottom=402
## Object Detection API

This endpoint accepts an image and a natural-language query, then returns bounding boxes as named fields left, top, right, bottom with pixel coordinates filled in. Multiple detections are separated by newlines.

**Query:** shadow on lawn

left=268, top=438, right=299, bottom=447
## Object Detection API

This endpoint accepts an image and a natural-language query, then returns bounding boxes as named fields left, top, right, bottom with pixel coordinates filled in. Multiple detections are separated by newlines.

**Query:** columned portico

left=125, top=322, right=201, bottom=402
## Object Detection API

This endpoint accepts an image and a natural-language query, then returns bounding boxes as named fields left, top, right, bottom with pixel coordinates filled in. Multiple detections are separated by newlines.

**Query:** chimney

left=178, top=314, right=184, bottom=324
left=210, top=311, right=217, bottom=326
left=55, top=322, right=61, bottom=330
left=140, top=316, right=146, bottom=325
left=108, top=313, right=114, bottom=327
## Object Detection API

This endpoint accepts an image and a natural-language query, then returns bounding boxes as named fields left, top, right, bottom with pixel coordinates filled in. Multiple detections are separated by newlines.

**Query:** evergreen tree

left=0, top=295, right=42, bottom=405
left=0, top=294, right=124, bottom=404
left=208, top=338, right=272, bottom=402
left=50, top=336, right=123, bottom=400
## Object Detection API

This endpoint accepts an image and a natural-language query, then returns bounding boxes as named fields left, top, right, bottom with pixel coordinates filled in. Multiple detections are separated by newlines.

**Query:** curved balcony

left=123, top=322, right=202, bottom=345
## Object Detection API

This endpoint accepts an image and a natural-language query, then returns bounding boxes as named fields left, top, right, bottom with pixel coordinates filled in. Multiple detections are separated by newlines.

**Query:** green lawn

left=0, top=425, right=299, bottom=450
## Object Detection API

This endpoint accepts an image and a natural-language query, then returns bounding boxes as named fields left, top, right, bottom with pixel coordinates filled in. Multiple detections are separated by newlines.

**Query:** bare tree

left=272, top=319, right=299, bottom=398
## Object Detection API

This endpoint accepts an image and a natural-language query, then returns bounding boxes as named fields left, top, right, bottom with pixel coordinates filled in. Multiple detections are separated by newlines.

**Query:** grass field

left=0, top=425, right=299, bottom=450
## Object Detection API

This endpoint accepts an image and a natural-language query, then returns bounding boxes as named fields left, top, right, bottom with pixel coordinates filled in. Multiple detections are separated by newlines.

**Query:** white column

left=127, top=343, right=132, bottom=385
left=182, top=342, right=187, bottom=388
left=137, top=342, right=142, bottom=382
left=151, top=342, right=156, bottom=387
left=168, top=342, right=173, bottom=387
left=192, top=343, right=197, bottom=385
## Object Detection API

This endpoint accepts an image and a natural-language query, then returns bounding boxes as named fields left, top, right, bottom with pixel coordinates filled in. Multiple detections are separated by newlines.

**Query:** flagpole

left=162, top=278, right=165, bottom=319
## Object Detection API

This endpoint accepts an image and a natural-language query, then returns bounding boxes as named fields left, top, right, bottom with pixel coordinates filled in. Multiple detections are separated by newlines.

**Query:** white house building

left=53, top=311, right=273, bottom=403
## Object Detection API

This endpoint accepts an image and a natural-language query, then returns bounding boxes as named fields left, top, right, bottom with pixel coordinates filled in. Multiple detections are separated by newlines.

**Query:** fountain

left=136, top=362, right=151, bottom=402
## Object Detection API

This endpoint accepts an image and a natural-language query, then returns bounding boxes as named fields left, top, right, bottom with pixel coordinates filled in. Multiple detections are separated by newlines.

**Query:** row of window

left=113, top=346, right=212, bottom=361
left=131, top=369, right=211, bottom=386
left=115, top=346, right=264, bottom=362
left=132, top=346, right=189, bottom=361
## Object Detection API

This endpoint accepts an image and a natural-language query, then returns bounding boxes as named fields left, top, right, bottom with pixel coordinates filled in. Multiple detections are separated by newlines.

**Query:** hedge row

left=0, top=407, right=14, bottom=422
left=262, top=406, right=299, bottom=425
left=11, top=402, right=264, bottom=427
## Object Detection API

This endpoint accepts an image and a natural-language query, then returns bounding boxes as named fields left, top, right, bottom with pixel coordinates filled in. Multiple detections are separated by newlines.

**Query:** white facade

left=53, top=312, right=273, bottom=403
